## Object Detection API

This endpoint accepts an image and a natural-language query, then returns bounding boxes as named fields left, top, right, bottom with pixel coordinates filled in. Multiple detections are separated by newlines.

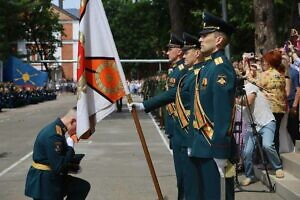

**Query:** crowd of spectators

left=49, top=79, right=77, bottom=94
left=232, top=28, right=300, bottom=185
left=127, top=79, right=143, bottom=95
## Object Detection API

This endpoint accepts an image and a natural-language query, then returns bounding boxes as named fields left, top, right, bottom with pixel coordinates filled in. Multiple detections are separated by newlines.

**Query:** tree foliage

left=103, top=0, right=297, bottom=63
left=0, top=0, right=28, bottom=60
left=21, top=0, right=64, bottom=72
left=0, top=0, right=63, bottom=75
left=103, top=0, right=169, bottom=59
left=103, top=0, right=170, bottom=77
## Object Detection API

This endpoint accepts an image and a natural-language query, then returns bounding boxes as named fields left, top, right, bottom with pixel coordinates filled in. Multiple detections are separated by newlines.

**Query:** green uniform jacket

left=25, top=118, right=75, bottom=199
left=152, top=59, right=187, bottom=138
left=189, top=50, right=236, bottom=159
left=173, top=63, right=204, bottom=147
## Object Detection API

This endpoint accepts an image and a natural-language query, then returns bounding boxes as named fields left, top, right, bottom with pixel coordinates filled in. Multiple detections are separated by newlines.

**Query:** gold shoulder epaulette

left=194, top=68, right=200, bottom=75
left=178, top=64, right=185, bottom=70
left=55, top=125, right=62, bottom=135
left=214, top=57, right=224, bottom=65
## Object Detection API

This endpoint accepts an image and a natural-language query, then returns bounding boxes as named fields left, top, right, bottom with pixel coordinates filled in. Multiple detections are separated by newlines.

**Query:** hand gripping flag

left=76, top=0, right=129, bottom=139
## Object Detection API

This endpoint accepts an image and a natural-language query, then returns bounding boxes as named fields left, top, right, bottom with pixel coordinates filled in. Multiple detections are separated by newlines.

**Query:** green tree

left=0, top=0, right=28, bottom=60
left=103, top=0, right=170, bottom=78
left=103, top=0, right=298, bottom=76
left=168, top=0, right=296, bottom=59
left=104, top=0, right=169, bottom=59
left=0, top=0, right=63, bottom=78
left=22, top=0, right=64, bottom=73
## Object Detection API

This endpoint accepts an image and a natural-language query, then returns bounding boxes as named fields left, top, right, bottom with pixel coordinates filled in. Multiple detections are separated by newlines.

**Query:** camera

left=242, top=52, right=255, bottom=59
left=235, top=75, right=246, bottom=97
left=284, top=41, right=291, bottom=53
left=284, top=40, right=299, bottom=55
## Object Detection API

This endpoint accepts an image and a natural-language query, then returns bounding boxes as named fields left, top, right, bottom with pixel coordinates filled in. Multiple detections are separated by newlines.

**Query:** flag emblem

left=85, top=58, right=125, bottom=101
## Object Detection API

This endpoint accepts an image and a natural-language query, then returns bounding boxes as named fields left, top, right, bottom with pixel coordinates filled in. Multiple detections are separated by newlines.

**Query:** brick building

left=52, top=4, right=79, bottom=82
left=17, top=3, right=79, bottom=83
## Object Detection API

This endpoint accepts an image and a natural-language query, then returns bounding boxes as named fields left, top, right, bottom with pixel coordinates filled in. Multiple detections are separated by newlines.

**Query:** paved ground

left=0, top=93, right=284, bottom=199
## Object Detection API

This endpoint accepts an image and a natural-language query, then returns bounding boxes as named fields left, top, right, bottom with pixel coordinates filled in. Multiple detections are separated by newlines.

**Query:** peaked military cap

left=199, top=12, right=235, bottom=36
left=166, top=33, right=184, bottom=48
left=182, top=32, right=201, bottom=51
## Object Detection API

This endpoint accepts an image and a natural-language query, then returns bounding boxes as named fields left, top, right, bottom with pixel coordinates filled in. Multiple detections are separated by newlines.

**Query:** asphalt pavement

left=0, top=93, right=284, bottom=200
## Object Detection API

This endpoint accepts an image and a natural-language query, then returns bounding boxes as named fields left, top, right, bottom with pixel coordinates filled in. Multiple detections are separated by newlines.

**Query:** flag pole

left=127, top=94, right=164, bottom=200
left=76, top=0, right=164, bottom=197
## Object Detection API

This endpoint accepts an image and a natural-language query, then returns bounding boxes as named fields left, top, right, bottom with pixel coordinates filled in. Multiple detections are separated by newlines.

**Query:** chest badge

left=217, top=75, right=227, bottom=86
left=167, top=77, right=176, bottom=88
left=201, top=78, right=208, bottom=89
left=54, top=142, right=63, bottom=153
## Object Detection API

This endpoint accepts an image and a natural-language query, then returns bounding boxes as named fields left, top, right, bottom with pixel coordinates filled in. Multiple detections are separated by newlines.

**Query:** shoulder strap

left=175, top=75, right=189, bottom=129
left=193, top=69, right=214, bottom=145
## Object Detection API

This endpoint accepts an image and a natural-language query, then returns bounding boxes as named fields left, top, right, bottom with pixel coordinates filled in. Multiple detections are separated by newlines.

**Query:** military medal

left=201, top=78, right=208, bottom=89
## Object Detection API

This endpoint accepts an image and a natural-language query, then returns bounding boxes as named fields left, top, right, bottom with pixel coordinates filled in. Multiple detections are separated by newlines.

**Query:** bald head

left=61, top=107, right=77, bottom=133
left=65, top=107, right=77, bottom=119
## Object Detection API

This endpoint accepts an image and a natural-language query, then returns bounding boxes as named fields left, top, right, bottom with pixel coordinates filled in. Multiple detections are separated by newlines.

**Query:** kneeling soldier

left=25, top=107, right=90, bottom=200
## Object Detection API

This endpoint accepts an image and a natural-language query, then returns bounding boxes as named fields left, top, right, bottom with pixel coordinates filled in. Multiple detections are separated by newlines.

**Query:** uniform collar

left=204, top=56, right=212, bottom=61
left=172, top=58, right=184, bottom=67
left=55, top=118, right=68, bottom=135
left=210, top=50, right=225, bottom=59
left=193, top=61, right=205, bottom=69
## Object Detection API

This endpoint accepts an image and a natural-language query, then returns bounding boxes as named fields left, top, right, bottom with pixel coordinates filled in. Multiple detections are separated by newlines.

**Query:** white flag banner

left=76, top=0, right=129, bottom=139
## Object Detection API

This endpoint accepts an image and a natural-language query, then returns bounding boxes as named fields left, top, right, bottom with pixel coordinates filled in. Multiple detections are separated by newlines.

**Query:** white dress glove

left=66, top=137, right=74, bottom=148
left=214, top=158, right=228, bottom=177
left=214, top=158, right=228, bottom=200
left=127, top=102, right=145, bottom=112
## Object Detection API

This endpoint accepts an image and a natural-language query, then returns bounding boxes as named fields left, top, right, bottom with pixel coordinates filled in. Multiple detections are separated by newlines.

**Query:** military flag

left=76, top=0, right=129, bottom=139
left=3, top=56, right=48, bottom=87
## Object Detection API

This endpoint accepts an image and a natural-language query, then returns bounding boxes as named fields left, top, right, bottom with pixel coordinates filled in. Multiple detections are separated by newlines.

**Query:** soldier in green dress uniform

left=172, top=32, right=206, bottom=200
left=146, top=33, right=188, bottom=199
left=128, top=32, right=204, bottom=199
left=164, top=33, right=186, bottom=143
left=25, top=107, right=90, bottom=200
left=189, top=12, right=236, bottom=200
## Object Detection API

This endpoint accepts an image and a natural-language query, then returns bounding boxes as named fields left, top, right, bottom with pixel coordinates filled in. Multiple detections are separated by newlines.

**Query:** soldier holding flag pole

left=128, top=32, right=205, bottom=199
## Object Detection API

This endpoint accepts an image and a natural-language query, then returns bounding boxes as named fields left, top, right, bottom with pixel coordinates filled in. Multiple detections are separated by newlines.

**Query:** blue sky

left=52, top=0, right=80, bottom=9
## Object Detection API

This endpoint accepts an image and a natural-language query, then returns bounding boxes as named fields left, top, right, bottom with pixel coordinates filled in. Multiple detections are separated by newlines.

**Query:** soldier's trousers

left=33, top=175, right=90, bottom=200
left=172, top=145, right=200, bottom=200
left=64, top=175, right=91, bottom=200
left=191, top=157, right=235, bottom=200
